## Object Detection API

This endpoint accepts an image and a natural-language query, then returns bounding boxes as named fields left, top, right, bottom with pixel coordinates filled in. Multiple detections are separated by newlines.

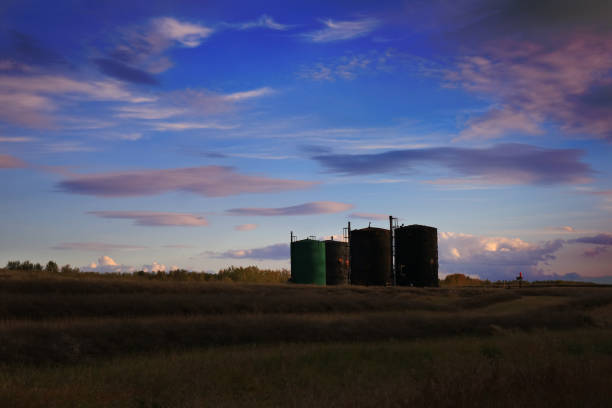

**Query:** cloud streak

left=235, top=223, right=258, bottom=231
left=88, top=211, right=209, bottom=227
left=313, top=143, right=592, bottom=185
left=0, top=154, right=26, bottom=168
left=227, top=201, right=353, bottom=216
left=58, top=166, right=316, bottom=197
left=349, top=212, right=389, bottom=220
left=209, top=243, right=289, bottom=260
left=304, top=18, right=379, bottom=42
left=568, top=234, right=612, bottom=246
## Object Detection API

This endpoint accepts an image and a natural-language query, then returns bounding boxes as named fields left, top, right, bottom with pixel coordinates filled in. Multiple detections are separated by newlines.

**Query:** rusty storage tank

left=325, top=240, right=349, bottom=285
left=349, top=227, right=391, bottom=285
left=290, top=239, right=326, bottom=285
left=395, top=224, right=439, bottom=287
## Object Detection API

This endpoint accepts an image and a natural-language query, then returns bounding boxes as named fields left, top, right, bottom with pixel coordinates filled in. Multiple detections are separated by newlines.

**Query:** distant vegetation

left=3, top=260, right=290, bottom=283
left=442, top=273, right=490, bottom=286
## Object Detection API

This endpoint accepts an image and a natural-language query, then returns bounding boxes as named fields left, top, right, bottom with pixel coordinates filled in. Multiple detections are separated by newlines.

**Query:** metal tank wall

left=324, top=240, right=349, bottom=285
left=349, top=227, right=392, bottom=286
left=290, top=239, right=326, bottom=285
left=395, top=224, right=439, bottom=287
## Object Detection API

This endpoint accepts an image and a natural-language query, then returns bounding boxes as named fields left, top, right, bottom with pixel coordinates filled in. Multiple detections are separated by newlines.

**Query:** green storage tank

left=290, top=239, right=326, bottom=285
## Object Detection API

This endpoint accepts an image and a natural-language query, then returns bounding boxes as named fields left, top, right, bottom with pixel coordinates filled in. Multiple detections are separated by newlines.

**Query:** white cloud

left=83, top=256, right=168, bottom=273
left=153, top=17, right=213, bottom=48
left=438, top=231, right=564, bottom=280
left=304, top=18, right=379, bottom=42
left=222, top=87, right=274, bottom=102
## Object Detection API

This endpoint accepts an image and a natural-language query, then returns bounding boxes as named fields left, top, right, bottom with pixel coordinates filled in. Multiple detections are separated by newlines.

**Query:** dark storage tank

left=290, top=239, right=326, bottom=285
left=395, top=224, right=439, bottom=287
left=325, top=240, right=349, bottom=285
left=349, top=227, right=391, bottom=285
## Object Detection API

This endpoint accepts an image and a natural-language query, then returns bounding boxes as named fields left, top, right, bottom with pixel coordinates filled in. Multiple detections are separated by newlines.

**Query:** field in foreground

left=1, top=271, right=611, bottom=407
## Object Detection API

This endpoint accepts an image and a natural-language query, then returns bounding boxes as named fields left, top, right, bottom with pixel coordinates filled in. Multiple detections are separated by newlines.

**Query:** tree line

left=3, top=260, right=290, bottom=283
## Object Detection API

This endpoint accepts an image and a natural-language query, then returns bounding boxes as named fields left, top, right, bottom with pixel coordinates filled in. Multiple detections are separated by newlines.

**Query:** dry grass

left=1, top=272, right=611, bottom=406
left=1, top=329, right=611, bottom=407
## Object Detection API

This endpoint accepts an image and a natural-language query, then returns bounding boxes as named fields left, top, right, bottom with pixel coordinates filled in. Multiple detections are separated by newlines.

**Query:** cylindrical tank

left=290, top=239, right=326, bottom=285
left=349, top=227, right=391, bottom=285
left=395, top=224, right=439, bottom=287
left=325, top=240, right=349, bottom=285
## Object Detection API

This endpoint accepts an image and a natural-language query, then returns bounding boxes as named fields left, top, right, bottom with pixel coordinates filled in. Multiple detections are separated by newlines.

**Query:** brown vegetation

left=1, top=268, right=611, bottom=406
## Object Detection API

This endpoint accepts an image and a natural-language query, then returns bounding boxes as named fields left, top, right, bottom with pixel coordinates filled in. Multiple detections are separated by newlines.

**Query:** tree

left=45, top=261, right=59, bottom=274
left=60, top=264, right=73, bottom=274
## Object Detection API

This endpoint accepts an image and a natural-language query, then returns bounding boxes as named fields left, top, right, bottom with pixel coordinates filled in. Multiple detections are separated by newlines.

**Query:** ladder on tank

left=389, top=216, right=398, bottom=286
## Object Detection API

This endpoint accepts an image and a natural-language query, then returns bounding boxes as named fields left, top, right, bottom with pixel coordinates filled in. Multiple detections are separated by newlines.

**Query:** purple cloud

left=582, top=246, right=608, bottom=258
left=313, top=144, right=592, bottom=185
left=568, top=234, right=612, bottom=246
left=447, top=33, right=612, bottom=140
left=94, top=58, right=159, bottom=85
left=0, top=154, right=26, bottom=168
left=58, top=166, right=316, bottom=197
left=88, top=211, right=208, bottom=227
left=52, top=242, right=147, bottom=251
left=227, top=201, right=353, bottom=216
left=209, top=243, right=289, bottom=260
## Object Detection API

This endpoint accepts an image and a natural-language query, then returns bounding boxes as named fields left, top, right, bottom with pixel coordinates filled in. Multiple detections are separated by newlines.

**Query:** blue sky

left=1, top=0, right=611, bottom=281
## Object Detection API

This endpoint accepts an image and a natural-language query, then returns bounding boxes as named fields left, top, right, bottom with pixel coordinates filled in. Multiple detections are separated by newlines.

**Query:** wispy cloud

left=0, top=136, right=36, bottom=143
left=238, top=15, right=291, bottom=31
left=52, top=242, right=147, bottom=251
left=222, top=87, right=274, bottom=102
left=313, top=143, right=592, bottom=185
left=96, top=17, right=213, bottom=84
left=0, top=73, right=154, bottom=128
left=455, top=107, right=544, bottom=141
left=227, top=201, right=353, bottom=216
left=88, top=211, right=209, bottom=227
left=304, top=18, right=379, bottom=42
left=153, top=17, right=213, bottom=48
left=209, top=243, right=289, bottom=260
left=297, top=49, right=408, bottom=82
left=58, top=165, right=316, bottom=197
left=235, top=223, right=258, bottom=231
left=349, top=212, right=389, bottom=220
left=152, top=122, right=236, bottom=131
left=0, top=154, right=26, bottom=168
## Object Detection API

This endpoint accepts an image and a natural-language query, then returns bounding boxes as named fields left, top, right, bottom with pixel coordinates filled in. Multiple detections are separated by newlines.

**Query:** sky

left=1, top=0, right=611, bottom=282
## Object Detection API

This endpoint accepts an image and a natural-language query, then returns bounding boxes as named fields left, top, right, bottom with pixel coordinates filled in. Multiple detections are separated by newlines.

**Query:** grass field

left=1, top=270, right=611, bottom=407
